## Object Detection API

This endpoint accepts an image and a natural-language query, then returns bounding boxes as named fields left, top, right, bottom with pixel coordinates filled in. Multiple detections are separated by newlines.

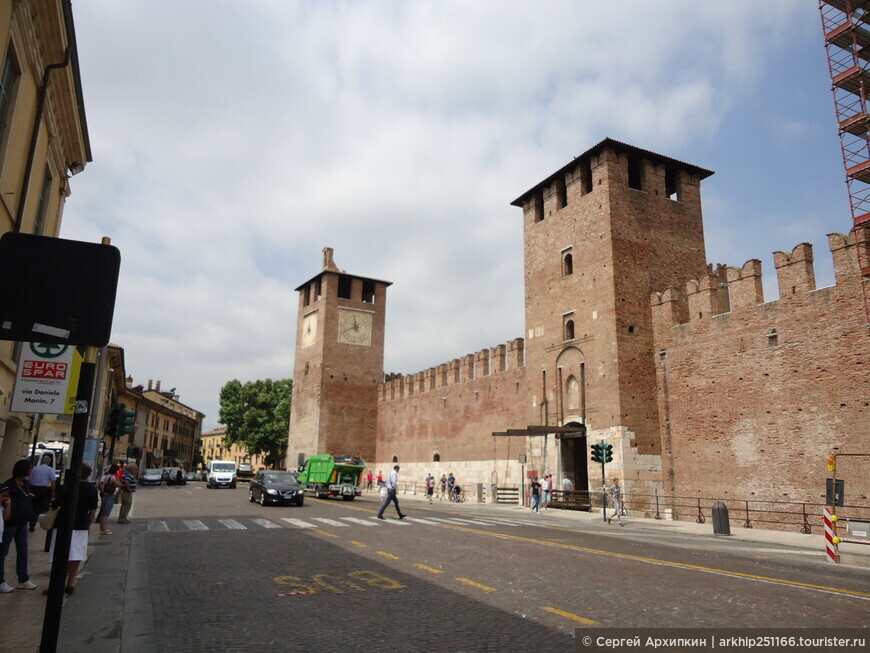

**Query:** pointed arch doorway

left=559, top=420, right=589, bottom=496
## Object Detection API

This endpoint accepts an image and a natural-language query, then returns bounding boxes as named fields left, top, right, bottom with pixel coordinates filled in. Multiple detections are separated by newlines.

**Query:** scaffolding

left=820, top=0, right=870, bottom=318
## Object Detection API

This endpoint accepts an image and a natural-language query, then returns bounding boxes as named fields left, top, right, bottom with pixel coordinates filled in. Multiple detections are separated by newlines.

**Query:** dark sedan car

left=248, top=470, right=304, bottom=507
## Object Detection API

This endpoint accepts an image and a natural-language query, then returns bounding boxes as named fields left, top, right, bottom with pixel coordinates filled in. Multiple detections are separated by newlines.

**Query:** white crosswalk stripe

left=405, top=517, right=440, bottom=525
left=217, top=519, right=247, bottom=530
left=426, top=517, right=470, bottom=525
left=340, top=517, right=378, bottom=527
left=280, top=518, right=317, bottom=529
left=183, top=520, right=208, bottom=531
left=251, top=518, right=281, bottom=529
left=371, top=516, right=410, bottom=525
left=311, top=518, right=348, bottom=527
left=148, top=521, right=169, bottom=532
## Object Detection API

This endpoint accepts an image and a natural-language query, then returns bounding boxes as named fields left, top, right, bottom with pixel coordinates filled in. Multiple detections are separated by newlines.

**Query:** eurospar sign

left=11, top=342, right=83, bottom=415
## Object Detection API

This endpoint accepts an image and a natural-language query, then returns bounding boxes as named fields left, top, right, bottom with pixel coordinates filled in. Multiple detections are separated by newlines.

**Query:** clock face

left=301, top=311, right=317, bottom=348
left=338, top=308, right=373, bottom=346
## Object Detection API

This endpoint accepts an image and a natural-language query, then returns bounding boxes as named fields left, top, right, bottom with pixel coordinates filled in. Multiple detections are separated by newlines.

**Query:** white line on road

left=251, top=518, right=282, bottom=529
left=217, top=519, right=247, bottom=530
left=370, top=516, right=410, bottom=525
left=148, top=521, right=168, bottom=532
left=340, top=517, right=378, bottom=527
left=405, top=517, right=440, bottom=525
left=182, top=520, right=208, bottom=531
left=280, top=518, right=317, bottom=528
left=312, top=518, right=348, bottom=527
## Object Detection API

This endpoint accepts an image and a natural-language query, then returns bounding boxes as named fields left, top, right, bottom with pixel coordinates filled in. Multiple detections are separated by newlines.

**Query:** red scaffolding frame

left=820, top=0, right=870, bottom=318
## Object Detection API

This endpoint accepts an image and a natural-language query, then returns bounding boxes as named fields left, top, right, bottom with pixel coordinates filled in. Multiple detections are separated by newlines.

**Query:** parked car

left=248, top=470, right=304, bottom=507
left=140, top=468, right=163, bottom=486
left=185, top=471, right=200, bottom=482
left=165, top=467, right=187, bottom=486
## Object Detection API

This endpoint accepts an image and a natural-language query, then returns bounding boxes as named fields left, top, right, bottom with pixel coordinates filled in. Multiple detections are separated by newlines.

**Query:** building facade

left=202, top=427, right=268, bottom=471
left=0, top=0, right=91, bottom=474
left=288, top=138, right=869, bottom=510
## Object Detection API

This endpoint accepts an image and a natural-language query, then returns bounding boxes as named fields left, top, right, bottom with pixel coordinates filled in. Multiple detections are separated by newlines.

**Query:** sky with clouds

left=61, top=1, right=849, bottom=431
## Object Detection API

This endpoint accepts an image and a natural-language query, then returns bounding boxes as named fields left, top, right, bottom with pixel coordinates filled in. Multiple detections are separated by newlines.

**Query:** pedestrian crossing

left=145, top=514, right=527, bottom=533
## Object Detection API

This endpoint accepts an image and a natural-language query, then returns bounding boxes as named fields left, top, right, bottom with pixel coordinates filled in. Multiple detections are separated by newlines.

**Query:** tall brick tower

left=511, top=138, right=713, bottom=494
left=287, top=248, right=391, bottom=468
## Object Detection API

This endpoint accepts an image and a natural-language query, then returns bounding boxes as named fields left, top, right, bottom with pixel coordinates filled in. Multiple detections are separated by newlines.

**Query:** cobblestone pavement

left=6, top=483, right=869, bottom=652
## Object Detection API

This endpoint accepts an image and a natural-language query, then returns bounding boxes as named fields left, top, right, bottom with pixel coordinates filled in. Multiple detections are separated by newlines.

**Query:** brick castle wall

left=651, top=227, right=870, bottom=506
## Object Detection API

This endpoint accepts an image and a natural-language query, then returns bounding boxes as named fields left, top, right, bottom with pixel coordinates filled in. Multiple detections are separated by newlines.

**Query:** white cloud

left=61, top=1, right=827, bottom=429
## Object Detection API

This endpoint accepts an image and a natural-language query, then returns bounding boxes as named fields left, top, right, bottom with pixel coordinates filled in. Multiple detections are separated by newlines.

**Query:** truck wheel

left=342, top=495, right=355, bottom=501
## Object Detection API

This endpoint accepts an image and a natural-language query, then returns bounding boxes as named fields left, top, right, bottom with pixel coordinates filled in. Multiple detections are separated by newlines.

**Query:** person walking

left=607, top=477, right=625, bottom=526
left=46, top=463, right=99, bottom=594
left=27, top=453, right=56, bottom=532
left=0, top=459, right=37, bottom=592
left=439, top=474, right=447, bottom=501
left=366, top=471, right=373, bottom=492
left=540, top=474, right=551, bottom=512
left=376, top=471, right=384, bottom=488
left=117, top=463, right=138, bottom=524
left=425, top=473, right=434, bottom=503
left=98, top=464, right=119, bottom=535
left=446, top=472, right=456, bottom=501
left=561, top=476, right=573, bottom=492
left=529, top=476, right=542, bottom=513
left=377, top=465, right=406, bottom=520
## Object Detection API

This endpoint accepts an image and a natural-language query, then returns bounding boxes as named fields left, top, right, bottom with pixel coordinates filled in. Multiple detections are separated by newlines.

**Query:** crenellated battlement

left=651, top=226, right=868, bottom=329
left=379, top=337, right=525, bottom=402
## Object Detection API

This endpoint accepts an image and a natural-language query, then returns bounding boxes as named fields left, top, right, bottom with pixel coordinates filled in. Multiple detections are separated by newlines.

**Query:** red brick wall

left=652, top=227, right=870, bottom=506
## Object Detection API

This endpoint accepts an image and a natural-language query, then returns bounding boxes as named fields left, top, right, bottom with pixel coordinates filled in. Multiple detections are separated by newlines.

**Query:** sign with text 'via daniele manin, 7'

left=11, top=342, right=83, bottom=414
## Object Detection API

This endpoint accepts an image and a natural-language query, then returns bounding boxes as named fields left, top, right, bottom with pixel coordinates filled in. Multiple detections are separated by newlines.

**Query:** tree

left=218, top=378, right=293, bottom=469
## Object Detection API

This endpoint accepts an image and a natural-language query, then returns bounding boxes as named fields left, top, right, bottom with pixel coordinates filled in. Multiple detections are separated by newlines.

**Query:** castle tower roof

left=510, top=137, right=714, bottom=207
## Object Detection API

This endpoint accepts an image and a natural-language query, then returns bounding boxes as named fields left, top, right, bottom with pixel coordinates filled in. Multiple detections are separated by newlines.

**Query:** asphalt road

left=127, top=483, right=870, bottom=652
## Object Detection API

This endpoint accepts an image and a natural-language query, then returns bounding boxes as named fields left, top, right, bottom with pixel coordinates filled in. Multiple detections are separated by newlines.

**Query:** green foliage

left=218, top=378, right=293, bottom=469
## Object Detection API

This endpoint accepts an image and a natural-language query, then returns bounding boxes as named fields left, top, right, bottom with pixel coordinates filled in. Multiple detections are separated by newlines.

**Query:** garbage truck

left=296, top=454, right=365, bottom=501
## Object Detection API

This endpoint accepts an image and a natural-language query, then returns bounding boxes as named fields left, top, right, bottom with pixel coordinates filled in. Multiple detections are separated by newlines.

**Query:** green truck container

left=296, top=454, right=366, bottom=501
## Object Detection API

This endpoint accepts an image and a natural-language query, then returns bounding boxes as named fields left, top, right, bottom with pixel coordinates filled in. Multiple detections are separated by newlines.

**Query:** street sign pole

left=40, top=345, right=97, bottom=653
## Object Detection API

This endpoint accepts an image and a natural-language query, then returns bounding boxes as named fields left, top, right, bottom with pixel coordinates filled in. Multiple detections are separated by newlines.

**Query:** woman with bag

left=0, top=459, right=37, bottom=592
left=97, top=464, right=119, bottom=535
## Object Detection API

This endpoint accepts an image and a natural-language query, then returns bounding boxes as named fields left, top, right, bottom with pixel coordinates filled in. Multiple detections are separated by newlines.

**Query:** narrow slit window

left=562, top=251, right=574, bottom=276
left=628, top=157, right=642, bottom=190
left=337, top=275, right=352, bottom=299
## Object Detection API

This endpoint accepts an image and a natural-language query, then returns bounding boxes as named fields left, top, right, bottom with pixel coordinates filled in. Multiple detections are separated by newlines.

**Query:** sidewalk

left=5, top=494, right=869, bottom=652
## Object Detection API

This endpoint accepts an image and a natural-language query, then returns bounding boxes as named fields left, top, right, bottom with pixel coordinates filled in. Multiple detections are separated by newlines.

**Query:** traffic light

left=591, top=443, right=603, bottom=463
left=118, top=407, right=136, bottom=436
left=105, top=404, right=120, bottom=439
left=604, top=443, right=613, bottom=463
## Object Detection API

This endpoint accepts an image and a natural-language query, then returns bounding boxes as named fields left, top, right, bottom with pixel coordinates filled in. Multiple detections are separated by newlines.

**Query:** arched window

left=566, top=375, right=580, bottom=410
left=564, top=319, right=574, bottom=341
left=392, top=455, right=398, bottom=463
left=563, top=252, right=573, bottom=276
left=433, top=453, right=440, bottom=462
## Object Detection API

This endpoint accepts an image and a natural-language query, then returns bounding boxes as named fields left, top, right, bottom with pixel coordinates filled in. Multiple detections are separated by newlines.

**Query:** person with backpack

left=0, top=459, right=37, bottom=592
left=97, top=464, right=119, bottom=535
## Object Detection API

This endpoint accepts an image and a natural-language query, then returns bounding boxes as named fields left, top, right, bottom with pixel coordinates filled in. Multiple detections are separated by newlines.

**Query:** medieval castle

left=286, top=138, right=869, bottom=511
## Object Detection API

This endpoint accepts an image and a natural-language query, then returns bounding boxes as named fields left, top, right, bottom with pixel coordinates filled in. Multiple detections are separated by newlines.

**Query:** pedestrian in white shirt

left=541, top=474, right=550, bottom=512
left=377, top=465, right=407, bottom=520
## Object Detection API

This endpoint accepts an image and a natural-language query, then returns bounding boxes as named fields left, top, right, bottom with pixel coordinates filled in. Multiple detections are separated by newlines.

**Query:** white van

left=207, top=460, right=237, bottom=489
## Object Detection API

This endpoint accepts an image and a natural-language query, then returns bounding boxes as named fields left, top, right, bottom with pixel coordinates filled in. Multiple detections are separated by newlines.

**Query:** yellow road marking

left=377, top=551, right=400, bottom=559
left=436, top=524, right=870, bottom=600
left=349, top=540, right=367, bottom=548
left=311, top=529, right=338, bottom=538
left=541, top=606, right=599, bottom=626
left=324, top=501, right=868, bottom=600
left=456, top=577, right=497, bottom=592
left=414, top=564, right=443, bottom=574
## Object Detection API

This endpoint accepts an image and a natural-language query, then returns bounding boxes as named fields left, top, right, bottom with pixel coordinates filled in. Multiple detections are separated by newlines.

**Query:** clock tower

left=287, top=248, right=391, bottom=468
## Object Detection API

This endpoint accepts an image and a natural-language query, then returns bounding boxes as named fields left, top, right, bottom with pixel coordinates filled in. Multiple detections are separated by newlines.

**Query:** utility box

left=712, top=501, right=731, bottom=536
